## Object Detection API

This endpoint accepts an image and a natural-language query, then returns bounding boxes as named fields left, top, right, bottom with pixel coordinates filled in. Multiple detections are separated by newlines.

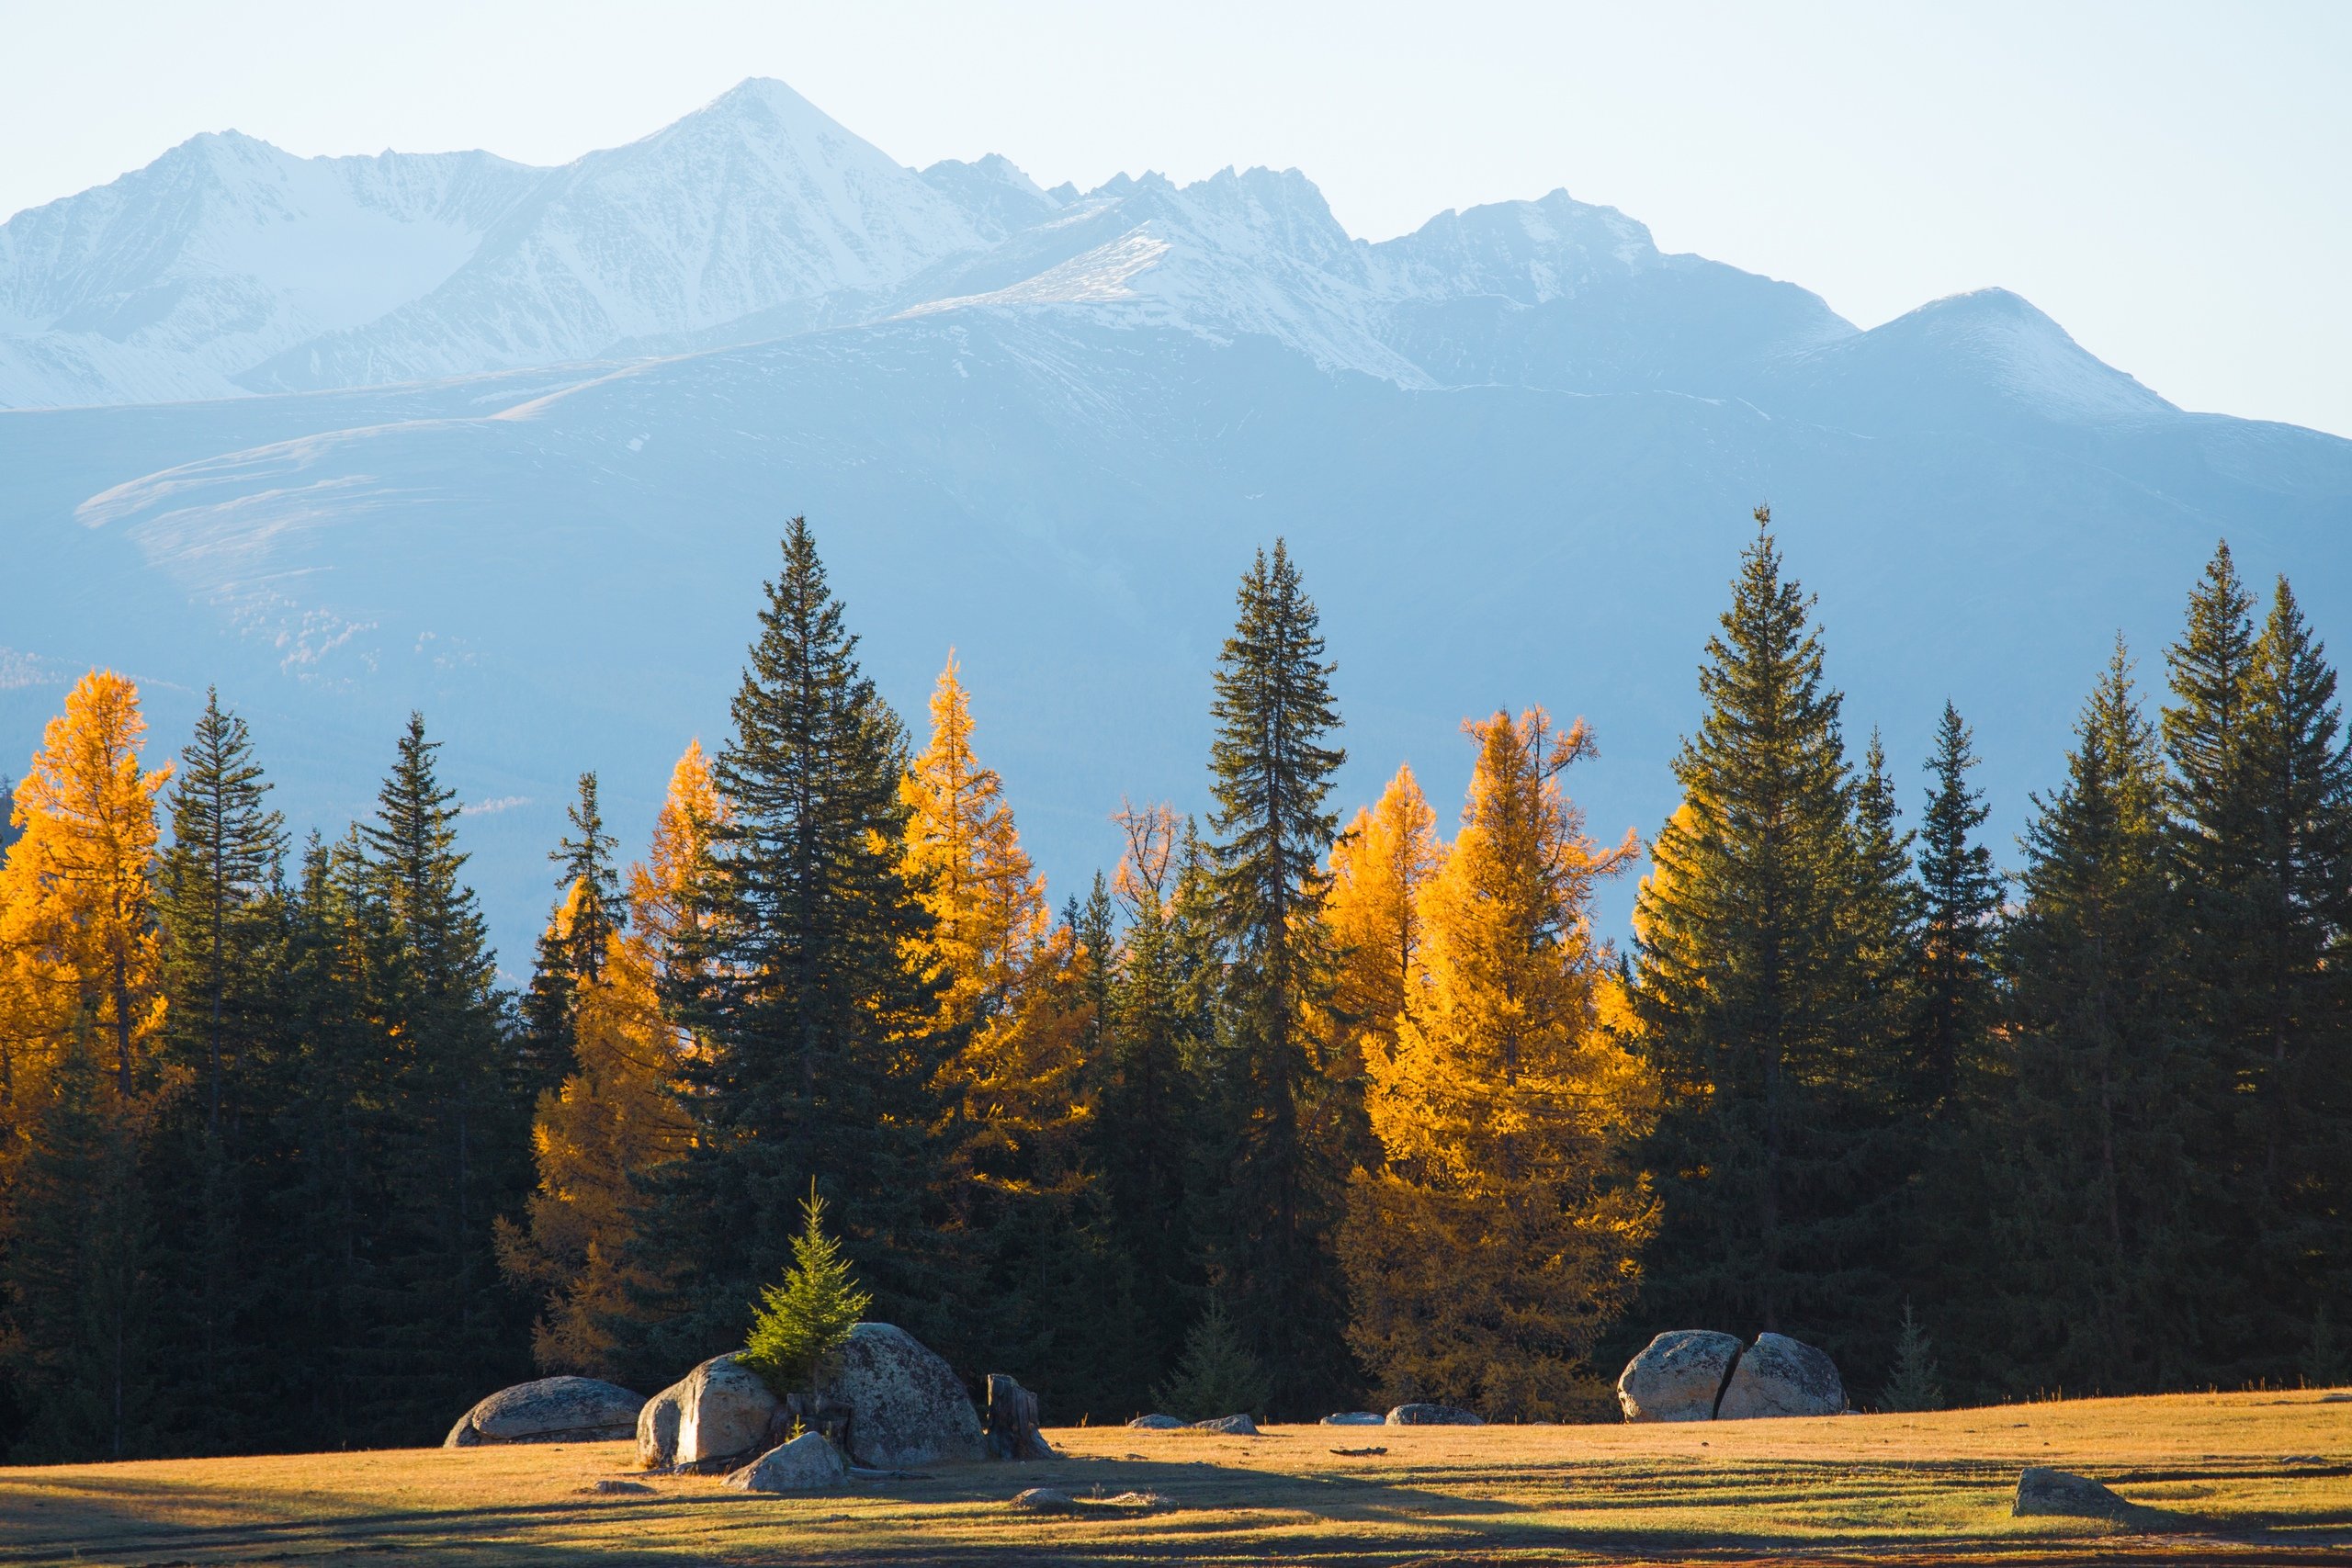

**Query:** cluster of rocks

left=1125, top=1402, right=1485, bottom=1432
left=1125, top=1412, right=1260, bottom=1434
left=444, top=1321, right=1053, bottom=1495
left=1616, top=1330, right=1849, bottom=1422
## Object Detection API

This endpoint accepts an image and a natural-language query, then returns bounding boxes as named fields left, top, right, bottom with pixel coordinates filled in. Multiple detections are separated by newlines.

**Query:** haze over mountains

left=2, top=78, right=2345, bottom=958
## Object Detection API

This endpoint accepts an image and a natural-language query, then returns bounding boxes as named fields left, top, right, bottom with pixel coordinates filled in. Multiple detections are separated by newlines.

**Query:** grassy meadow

left=4, top=1388, right=2350, bottom=1567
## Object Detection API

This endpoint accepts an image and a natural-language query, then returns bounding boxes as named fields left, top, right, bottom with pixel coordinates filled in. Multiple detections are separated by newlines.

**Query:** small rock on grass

left=724, top=1431, right=850, bottom=1494
left=579, top=1478, right=656, bottom=1495
left=1386, top=1403, right=1483, bottom=1426
left=1186, top=1413, right=1259, bottom=1435
left=1320, top=1411, right=1384, bottom=1425
left=1329, top=1445, right=1387, bottom=1456
left=1012, top=1487, right=1172, bottom=1515
left=2013, top=1467, right=2138, bottom=1520
left=1127, top=1413, right=1184, bottom=1429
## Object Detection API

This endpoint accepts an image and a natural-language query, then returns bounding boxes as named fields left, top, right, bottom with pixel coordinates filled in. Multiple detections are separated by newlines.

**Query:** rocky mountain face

left=0, top=80, right=2341, bottom=959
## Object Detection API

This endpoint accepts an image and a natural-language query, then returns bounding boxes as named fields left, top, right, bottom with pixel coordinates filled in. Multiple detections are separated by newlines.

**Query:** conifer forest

left=2, top=507, right=2346, bottom=1463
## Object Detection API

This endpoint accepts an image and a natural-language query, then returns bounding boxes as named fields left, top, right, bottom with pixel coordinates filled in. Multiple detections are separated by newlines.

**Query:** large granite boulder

left=636, top=1384, right=683, bottom=1468
left=1385, top=1403, right=1483, bottom=1426
left=823, top=1323, right=987, bottom=1469
left=444, top=1376, right=645, bottom=1448
left=2014, top=1467, right=2140, bottom=1518
left=636, top=1353, right=782, bottom=1469
left=725, top=1431, right=848, bottom=1493
left=1716, top=1332, right=1848, bottom=1419
left=1617, top=1330, right=1744, bottom=1422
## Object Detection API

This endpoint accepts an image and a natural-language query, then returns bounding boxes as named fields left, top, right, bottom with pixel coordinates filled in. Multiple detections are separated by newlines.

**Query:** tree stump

left=984, top=1373, right=1055, bottom=1461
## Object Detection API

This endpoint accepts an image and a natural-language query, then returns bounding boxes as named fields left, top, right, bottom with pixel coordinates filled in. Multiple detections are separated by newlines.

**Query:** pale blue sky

left=4, top=1, right=2346, bottom=435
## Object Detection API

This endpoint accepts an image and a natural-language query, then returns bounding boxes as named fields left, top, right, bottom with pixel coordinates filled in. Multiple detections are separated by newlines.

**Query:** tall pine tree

left=1988, top=642, right=2206, bottom=1395
left=151, top=690, right=287, bottom=1452
left=632, top=519, right=943, bottom=1371
left=1916, top=703, right=1999, bottom=1109
left=355, top=714, right=528, bottom=1438
left=1631, top=511, right=1907, bottom=1365
left=1201, top=540, right=1356, bottom=1414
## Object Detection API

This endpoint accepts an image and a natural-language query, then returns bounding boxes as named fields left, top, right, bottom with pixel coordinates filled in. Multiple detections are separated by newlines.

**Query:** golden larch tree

left=1326, top=762, right=1442, bottom=1080
left=1339, top=708, right=1658, bottom=1419
left=901, top=655, right=1088, bottom=1173
left=0, top=671, right=172, bottom=1115
left=497, top=741, right=718, bottom=1377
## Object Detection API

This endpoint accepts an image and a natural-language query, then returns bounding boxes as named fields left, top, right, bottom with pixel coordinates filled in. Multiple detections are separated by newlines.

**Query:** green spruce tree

left=2201, top=577, right=2352, bottom=1378
left=150, top=690, right=288, bottom=1452
left=1, top=1026, right=157, bottom=1461
left=633, top=519, right=943, bottom=1373
left=1202, top=541, right=1355, bottom=1415
left=521, top=772, right=624, bottom=1089
left=1632, top=509, right=1907, bottom=1366
left=741, top=1185, right=874, bottom=1406
left=1153, top=1298, right=1271, bottom=1420
left=1991, top=641, right=2205, bottom=1396
left=1916, top=702, right=2000, bottom=1108
left=355, top=714, right=530, bottom=1439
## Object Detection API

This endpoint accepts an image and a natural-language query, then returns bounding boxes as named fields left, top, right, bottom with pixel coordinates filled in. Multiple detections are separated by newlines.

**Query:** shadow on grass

left=2, top=1450, right=2338, bottom=1568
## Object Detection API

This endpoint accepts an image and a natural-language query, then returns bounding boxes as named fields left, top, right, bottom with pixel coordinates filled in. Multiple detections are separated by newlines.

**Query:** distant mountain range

left=2, top=79, right=2345, bottom=961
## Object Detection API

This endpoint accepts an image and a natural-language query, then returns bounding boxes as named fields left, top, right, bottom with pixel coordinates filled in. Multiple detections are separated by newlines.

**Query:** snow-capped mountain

left=0, top=133, right=537, bottom=406
left=1, top=79, right=2345, bottom=964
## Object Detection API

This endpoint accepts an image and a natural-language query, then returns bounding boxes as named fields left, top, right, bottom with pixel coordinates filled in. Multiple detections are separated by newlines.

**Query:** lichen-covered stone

left=824, top=1322, right=987, bottom=1469
left=443, top=1376, right=645, bottom=1449
left=1715, top=1332, right=1847, bottom=1419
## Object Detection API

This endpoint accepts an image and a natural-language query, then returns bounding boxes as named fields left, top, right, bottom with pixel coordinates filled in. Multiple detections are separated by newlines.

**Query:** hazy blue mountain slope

left=6, top=304, right=2344, bottom=957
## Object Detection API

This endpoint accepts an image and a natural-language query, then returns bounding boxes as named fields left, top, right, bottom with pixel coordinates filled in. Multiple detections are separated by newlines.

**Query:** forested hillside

left=2, top=512, right=2342, bottom=1461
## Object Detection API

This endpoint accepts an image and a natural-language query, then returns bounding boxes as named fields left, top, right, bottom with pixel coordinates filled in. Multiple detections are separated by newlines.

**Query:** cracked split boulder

left=1617, top=1330, right=1744, bottom=1422
left=1715, top=1332, right=1849, bottom=1419
left=444, top=1376, right=646, bottom=1448
left=725, top=1431, right=849, bottom=1493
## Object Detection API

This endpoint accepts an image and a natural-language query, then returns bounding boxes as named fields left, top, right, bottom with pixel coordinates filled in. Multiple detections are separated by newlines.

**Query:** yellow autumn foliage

left=1340, top=707, right=1659, bottom=1419
left=0, top=671, right=171, bottom=1128
left=901, top=656, right=1087, bottom=1191
left=498, top=741, right=718, bottom=1376
left=1326, top=762, right=1442, bottom=1078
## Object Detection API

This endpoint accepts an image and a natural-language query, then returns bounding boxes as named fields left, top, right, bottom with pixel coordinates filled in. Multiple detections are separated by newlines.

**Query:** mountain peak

left=1897, top=288, right=2173, bottom=418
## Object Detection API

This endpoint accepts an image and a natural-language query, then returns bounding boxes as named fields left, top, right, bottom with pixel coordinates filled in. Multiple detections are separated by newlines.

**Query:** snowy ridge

left=0, top=131, right=536, bottom=405
left=0, top=75, right=2179, bottom=423
left=237, top=80, right=986, bottom=391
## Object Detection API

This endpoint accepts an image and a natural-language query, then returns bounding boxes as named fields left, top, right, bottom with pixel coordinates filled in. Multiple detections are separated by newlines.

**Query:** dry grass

left=4, top=1387, right=2351, bottom=1567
